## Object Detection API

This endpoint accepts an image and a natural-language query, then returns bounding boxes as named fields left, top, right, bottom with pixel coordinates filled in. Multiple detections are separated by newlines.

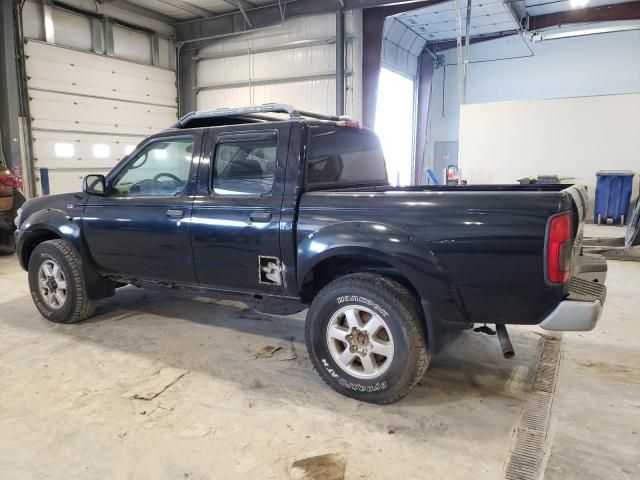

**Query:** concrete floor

left=0, top=254, right=638, bottom=480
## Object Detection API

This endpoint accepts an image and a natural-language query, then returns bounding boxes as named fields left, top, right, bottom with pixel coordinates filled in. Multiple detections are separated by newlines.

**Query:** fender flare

left=297, top=220, right=468, bottom=319
left=17, top=209, right=114, bottom=300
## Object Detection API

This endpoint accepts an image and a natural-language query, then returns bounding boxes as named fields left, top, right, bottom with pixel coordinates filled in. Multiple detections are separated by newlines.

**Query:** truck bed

left=297, top=183, right=588, bottom=328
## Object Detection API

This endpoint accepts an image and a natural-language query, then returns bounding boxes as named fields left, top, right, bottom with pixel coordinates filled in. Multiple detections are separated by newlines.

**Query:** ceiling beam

left=223, top=0, right=253, bottom=28
left=427, top=1, right=640, bottom=50
left=528, top=1, right=640, bottom=31
left=158, top=0, right=217, bottom=19
left=99, top=0, right=177, bottom=25
left=176, top=0, right=448, bottom=40
left=427, top=30, right=519, bottom=51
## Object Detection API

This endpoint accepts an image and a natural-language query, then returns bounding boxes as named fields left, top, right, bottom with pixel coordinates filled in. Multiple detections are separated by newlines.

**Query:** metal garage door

left=25, top=40, right=177, bottom=195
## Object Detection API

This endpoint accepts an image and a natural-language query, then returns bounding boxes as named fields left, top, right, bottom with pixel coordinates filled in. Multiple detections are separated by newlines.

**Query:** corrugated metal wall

left=195, top=11, right=363, bottom=120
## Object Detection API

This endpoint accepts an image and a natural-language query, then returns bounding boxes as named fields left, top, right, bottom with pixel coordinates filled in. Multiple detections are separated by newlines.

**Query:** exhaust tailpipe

left=496, top=324, right=515, bottom=359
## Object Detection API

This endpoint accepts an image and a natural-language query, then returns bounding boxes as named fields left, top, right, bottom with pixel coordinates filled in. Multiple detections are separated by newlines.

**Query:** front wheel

left=28, top=239, right=96, bottom=323
left=305, top=273, right=430, bottom=404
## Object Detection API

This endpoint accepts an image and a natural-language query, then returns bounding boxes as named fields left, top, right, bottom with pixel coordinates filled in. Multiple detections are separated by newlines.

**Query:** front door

left=191, top=123, right=291, bottom=294
left=83, top=131, right=202, bottom=284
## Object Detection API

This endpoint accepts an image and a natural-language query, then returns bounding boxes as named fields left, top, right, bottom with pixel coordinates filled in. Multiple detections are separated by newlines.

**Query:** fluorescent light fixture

left=54, top=142, right=74, bottom=158
left=124, top=145, right=136, bottom=155
left=570, top=0, right=589, bottom=7
left=92, top=144, right=110, bottom=158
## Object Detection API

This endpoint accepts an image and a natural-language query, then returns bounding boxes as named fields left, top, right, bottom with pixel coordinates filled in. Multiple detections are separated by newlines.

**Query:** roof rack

left=171, top=103, right=347, bottom=128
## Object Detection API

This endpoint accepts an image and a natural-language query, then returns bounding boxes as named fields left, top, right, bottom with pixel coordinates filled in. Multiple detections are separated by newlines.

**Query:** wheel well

left=21, top=230, right=61, bottom=267
left=301, top=254, right=422, bottom=306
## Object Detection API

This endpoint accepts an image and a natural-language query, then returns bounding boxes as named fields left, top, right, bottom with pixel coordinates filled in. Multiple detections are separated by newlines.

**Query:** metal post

left=104, top=19, right=115, bottom=56
left=91, top=18, right=104, bottom=54
left=177, top=45, right=197, bottom=116
left=43, top=0, right=55, bottom=44
left=462, top=0, right=472, bottom=104
left=335, top=9, right=345, bottom=117
left=151, top=33, right=160, bottom=66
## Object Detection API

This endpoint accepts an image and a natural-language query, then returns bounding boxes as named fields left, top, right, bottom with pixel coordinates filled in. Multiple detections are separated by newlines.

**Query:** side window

left=306, top=127, right=388, bottom=187
left=213, top=133, right=278, bottom=195
left=111, top=137, right=194, bottom=196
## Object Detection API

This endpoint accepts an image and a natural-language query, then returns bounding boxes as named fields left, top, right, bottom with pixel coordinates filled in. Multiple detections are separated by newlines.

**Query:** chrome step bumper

left=539, top=277, right=606, bottom=331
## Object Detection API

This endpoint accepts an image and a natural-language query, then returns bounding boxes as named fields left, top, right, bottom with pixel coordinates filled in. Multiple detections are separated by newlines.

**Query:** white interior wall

left=426, top=27, right=640, bottom=175
left=459, top=93, right=640, bottom=216
left=196, top=11, right=363, bottom=120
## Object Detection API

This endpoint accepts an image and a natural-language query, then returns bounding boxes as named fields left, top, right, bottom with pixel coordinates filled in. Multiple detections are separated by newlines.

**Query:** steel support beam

left=194, top=37, right=343, bottom=61
left=462, top=0, right=472, bottom=104
left=427, top=30, right=519, bottom=51
left=43, top=0, right=55, bottom=43
left=104, top=18, right=115, bottom=56
left=162, top=0, right=215, bottom=19
left=176, top=0, right=446, bottom=41
left=151, top=33, right=160, bottom=65
left=106, top=0, right=176, bottom=25
left=0, top=1, right=26, bottom=177
left=195, top=71, right=353, bottom=92
left=178, top=47, right=197, bottom=115
left=528, top=1, right=640, bottom=30
left=91, top=18, right=104, bottom=54
left=223, top=0, right=253, bottom=28
left=336, top=9, right=345, bottom=116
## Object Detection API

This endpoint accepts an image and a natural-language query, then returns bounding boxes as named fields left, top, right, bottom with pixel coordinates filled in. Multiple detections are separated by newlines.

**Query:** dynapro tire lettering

left=336, top=296, right=389, bottom=317
left=321, top=358, right=388, bottom=392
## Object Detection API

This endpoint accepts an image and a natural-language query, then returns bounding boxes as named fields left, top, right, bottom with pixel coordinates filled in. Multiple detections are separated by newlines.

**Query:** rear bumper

left=539, top=276, right=606, bottom=331
left=539, top=298, right=603, bottom=331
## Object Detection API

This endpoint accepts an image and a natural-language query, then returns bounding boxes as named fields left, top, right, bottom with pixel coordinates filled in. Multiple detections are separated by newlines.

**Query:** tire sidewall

left=28, top=242, right=78, bottom=323
left=307, top=282, right=416, bottom=400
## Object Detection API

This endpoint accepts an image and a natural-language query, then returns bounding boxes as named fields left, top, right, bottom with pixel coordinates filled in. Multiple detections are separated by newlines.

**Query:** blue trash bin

left=594, top=170, right=635, bottom=225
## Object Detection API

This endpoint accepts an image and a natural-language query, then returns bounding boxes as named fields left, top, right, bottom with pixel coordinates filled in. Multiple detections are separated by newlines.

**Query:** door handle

left=167, top=208, right=185, bottom=219
left=250, top=211, right=272, bottom=223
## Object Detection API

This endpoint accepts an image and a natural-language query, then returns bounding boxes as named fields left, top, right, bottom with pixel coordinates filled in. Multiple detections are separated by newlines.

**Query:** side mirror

left=82, top=174, right=107, bottom=195
left=446, top=165, right=460, bottom=185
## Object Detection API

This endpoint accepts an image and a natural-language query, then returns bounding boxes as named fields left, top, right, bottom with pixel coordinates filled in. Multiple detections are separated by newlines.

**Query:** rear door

left=83, top=130, right=202, bottom=283
left=191, top=123, right=291, bottom=294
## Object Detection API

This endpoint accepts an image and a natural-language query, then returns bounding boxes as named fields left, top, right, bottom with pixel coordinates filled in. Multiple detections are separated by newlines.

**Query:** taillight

left=546, top=212, right=572, bottom=284
left=0, top=174, right=17, bottom=187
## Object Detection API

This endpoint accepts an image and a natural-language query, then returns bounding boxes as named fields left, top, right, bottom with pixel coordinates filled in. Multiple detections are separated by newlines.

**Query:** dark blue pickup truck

left=14, top=104, right=607, bottom=403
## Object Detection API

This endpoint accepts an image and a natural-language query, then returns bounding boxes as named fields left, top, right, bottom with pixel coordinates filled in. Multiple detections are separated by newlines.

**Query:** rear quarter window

left=306, top=126, right=388, bottom=187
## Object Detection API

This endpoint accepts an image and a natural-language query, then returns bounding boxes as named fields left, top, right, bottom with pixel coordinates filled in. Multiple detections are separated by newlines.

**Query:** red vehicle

left=0, top=159, right=25, bottom=254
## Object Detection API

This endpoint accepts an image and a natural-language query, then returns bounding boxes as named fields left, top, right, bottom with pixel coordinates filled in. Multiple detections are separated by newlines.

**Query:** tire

left=306, top=273, right=430, bottom=404
left=28, top=239, right=96, bottom=324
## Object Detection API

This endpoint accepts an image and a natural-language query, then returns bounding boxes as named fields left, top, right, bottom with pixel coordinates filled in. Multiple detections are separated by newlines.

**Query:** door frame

left=190, top=121, right=293, bottom=294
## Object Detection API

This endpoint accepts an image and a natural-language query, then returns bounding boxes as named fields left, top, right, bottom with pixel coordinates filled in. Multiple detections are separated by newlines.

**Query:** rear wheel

left=28, top=239, right=96, bottom=323
left=305, top=273, right=430, bottom=404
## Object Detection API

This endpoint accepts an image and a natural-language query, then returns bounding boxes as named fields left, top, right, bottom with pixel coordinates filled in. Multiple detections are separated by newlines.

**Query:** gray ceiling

left=119, top=0, right=281, bottom=21
left=394, top=0, right=637, bottom=44
left=396, top=0, right=518, bottom=43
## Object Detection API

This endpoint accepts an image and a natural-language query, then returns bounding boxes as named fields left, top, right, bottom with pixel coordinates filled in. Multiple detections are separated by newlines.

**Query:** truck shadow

left=2, top=284, right=541, bottom=431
